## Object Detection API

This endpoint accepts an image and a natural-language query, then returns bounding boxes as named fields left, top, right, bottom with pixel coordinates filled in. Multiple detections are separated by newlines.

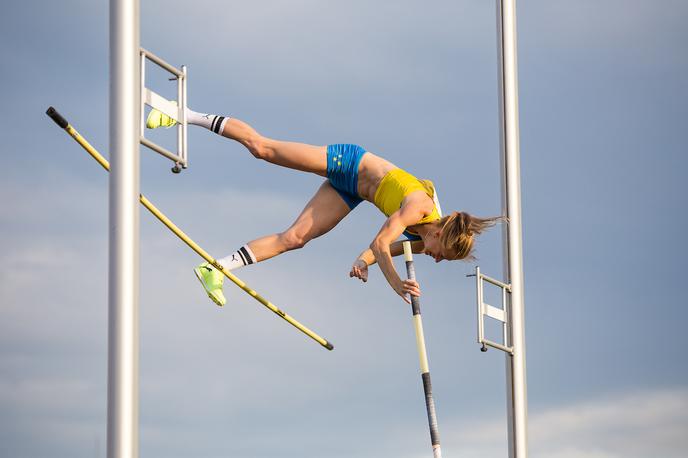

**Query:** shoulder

left=402, top=190, right=435, bottom=215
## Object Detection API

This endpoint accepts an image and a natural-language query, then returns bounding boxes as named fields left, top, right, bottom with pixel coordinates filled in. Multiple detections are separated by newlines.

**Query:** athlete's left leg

left=240, top=180, right=352, bottom=263
left=195, top=181, right=353, bottom=305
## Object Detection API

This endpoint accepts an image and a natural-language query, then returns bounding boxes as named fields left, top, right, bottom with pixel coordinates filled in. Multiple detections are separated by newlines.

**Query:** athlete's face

left=422, top=231, right=457, bottom=263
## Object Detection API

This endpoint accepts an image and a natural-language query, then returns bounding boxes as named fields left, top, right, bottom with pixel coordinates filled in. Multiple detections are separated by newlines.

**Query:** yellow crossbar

left=46, top=107, right=333, bottom=351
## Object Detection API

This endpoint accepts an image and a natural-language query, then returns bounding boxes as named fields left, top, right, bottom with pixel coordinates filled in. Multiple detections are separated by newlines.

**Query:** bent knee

left=246, top=136, right=272, bottom=160
left=278, top=230, right=308, bottom=251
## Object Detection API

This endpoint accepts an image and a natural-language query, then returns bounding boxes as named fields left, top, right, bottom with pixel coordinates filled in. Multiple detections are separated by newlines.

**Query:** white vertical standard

left=496, top=0, right=528, bottom=457
left=108, top=0, right=140, bottom=457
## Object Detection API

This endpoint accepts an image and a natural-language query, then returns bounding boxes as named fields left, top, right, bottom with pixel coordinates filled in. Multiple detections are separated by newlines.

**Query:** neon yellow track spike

left=146, top=107, right=177, bottom=129
left=194, top=262, right=226, bottom=306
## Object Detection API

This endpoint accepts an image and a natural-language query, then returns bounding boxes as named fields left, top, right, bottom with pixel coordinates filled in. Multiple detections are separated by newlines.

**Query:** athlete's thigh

left=287, top=181, right=352, bottom=240
left=264, top=139, right=328, bottom=177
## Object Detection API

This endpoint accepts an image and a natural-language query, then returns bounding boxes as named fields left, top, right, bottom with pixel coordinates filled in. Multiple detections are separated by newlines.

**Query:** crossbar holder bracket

left=139, top=47, right=188, bottom=173
left=467, top=266, right=514, bottom=355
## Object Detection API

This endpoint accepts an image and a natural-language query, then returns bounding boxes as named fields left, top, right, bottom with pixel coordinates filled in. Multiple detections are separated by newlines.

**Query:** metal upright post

left=108, top=0, right=140, bottom=457
left=496, top=0, right=528, bottom=457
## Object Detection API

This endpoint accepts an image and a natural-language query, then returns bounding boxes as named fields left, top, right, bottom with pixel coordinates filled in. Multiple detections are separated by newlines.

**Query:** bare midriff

left=356, top=152, right=397, bottom=202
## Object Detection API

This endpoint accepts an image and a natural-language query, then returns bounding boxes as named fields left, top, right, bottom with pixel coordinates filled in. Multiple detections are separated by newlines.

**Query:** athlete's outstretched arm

left=350, top=240, right=424, bottom=282
left=369, top=204, right=430, bottom=303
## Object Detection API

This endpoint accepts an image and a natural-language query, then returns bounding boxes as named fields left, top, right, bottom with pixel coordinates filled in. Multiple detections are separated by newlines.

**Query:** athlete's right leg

left=220, top=118, right=328, bottom=176
left=147, top=107, right=328, bottom=176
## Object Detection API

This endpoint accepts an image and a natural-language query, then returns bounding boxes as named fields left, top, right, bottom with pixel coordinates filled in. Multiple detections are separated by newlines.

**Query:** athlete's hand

left=395, top=279, right=421, bottom=304
left=349, top=259, right=369, bottom=282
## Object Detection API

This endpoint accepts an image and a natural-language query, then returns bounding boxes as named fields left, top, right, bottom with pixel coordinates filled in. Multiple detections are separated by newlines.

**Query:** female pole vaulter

left=147, top=107, right=501, bottom=306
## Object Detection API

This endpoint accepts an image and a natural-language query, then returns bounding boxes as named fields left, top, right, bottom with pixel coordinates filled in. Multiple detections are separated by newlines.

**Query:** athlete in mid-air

left=147, top=107, right=500, bottom=306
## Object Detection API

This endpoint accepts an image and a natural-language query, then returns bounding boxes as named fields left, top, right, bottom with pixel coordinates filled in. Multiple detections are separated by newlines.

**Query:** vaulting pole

left=403, top=241, right=442, bottom=458
left=496, top=0, right=528, bottom=456
left=108, top=0, right=140, bottom=456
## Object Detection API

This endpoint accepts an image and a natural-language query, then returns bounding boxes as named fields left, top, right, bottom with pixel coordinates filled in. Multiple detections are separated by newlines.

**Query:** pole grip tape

left=402, top=241, right=421, bottom=314
left=422, top=372, right=441, bottom=447
left=405, top=261, right=421, bottom=315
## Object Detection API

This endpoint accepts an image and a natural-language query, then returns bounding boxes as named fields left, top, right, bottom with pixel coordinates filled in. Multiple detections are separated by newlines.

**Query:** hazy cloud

left=441, top=388, right=688, bottom=458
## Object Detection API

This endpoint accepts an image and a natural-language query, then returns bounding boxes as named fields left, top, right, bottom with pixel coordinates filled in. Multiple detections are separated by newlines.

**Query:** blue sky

left=1, top=0, right=687, bottom=457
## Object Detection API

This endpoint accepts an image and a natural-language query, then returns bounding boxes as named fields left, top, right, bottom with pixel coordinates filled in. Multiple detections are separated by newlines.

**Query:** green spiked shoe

left=146, top=107, right=178, bottom=129
left=193, top=262, right=226, bottom=306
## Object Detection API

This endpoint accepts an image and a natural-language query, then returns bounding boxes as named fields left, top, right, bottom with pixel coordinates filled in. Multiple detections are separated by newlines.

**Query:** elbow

left=370, top=239, right=387, bottom=255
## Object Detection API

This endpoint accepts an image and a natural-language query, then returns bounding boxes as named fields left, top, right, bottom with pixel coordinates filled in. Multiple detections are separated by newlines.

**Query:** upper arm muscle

left=374, top=198, right=428, bottom=246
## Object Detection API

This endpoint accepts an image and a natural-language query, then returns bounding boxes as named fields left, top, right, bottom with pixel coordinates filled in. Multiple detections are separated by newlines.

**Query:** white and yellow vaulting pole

left=403, top=241, right=442, bottom=458
left=46, top=106, right=334, bottom=351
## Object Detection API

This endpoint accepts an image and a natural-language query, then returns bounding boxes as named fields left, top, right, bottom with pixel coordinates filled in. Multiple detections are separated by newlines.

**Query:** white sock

left=217, top=245, right=256, bottom=271
left=186, top=108, right=229, bottom=135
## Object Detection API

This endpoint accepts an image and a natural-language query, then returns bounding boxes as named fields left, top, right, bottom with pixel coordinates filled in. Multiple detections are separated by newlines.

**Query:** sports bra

left=373, top=168, right=443, bottom=236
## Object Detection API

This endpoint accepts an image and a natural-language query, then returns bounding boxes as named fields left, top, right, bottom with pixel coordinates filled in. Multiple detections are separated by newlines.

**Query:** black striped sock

left=217, top=245, right=256, bottom=271
left=210, top=116, right=226, bottom=134
left=186, top=109, right=229, bottom=135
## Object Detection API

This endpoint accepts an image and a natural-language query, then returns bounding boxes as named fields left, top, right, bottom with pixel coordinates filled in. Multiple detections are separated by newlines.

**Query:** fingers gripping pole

left=403, top=241, right=442, bottom=458
left=47, top=107, right=334, bottom=351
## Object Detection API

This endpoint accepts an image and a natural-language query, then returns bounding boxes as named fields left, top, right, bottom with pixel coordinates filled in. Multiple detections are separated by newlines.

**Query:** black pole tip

left=325, top=342, right=334, bottom=351
left=46, top=106, right=69, bottom=129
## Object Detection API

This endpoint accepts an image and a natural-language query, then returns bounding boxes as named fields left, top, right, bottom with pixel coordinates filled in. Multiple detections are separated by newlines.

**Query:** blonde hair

left=438, top=211, right=503, bottom=261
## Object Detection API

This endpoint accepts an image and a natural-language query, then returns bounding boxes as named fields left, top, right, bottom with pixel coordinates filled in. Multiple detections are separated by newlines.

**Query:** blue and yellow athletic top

left=373, top=168, right=443, bottom=238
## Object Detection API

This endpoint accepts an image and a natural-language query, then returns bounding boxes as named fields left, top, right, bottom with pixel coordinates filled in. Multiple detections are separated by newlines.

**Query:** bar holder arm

left=139, top=47, right=188, bottom=173
left=467, top=266, right=514, bottom=354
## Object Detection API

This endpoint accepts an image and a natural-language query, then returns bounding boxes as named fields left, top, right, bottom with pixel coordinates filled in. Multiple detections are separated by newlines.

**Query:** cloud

left=441, top=387, right=688, bottom=458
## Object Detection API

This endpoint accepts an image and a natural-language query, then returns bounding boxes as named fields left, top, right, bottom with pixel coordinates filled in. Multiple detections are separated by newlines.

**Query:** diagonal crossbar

left=46, top=106, right=334, bottom=351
